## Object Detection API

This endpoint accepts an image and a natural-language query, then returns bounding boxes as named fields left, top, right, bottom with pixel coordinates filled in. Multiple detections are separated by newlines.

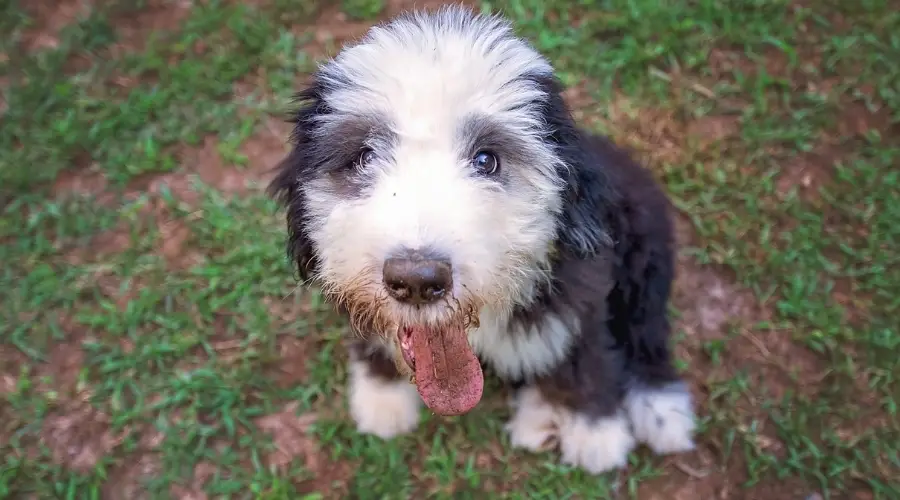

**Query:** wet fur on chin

left=268, top=5, right=696, bottom=473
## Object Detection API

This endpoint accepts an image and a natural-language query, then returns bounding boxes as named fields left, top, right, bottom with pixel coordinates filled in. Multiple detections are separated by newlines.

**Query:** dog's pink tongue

left=410, top=324, right=483, bottom=416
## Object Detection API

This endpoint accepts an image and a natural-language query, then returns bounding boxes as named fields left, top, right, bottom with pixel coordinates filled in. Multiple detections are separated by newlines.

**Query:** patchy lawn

left=1, top=0, right=897, bottom=498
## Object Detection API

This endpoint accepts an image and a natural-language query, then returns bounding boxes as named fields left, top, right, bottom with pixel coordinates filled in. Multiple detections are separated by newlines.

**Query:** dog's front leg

left=504, top=339, right=637, bottom=474
left=347, top=339, right=421, bottom=439
left=506, top=386, right=636, bottom=474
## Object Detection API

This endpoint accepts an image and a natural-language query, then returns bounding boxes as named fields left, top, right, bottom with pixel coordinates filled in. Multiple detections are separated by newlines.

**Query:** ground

left=0, top=0, right=897, bottom=498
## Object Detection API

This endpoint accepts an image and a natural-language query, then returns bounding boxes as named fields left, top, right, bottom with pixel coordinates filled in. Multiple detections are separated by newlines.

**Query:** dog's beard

left=317, top=266, right=486, bottom=416
left=316, top=265, right=482, bottom=336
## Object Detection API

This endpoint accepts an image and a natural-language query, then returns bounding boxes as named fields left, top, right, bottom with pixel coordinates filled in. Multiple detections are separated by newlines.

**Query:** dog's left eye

left=472, top=151, right=500, bottom=175
left=356, top=149, right=377, bottom=170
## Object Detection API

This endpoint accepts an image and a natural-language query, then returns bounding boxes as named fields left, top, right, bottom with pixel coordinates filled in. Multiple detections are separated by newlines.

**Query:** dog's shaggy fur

left=269, top=5, right=696, bottom=473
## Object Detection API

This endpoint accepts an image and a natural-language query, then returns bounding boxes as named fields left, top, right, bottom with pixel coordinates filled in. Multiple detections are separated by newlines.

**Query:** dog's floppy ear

left=533, top=75, right=612, bottom=257
left=268, top=85, right=326, bottom=282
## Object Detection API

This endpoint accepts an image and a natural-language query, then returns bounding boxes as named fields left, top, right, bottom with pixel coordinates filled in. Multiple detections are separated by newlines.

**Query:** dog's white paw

left=506, top=387, right=635, bottom=474
left=348, top=361, right=421, bottom=439
left=505, top=387, right=560, bottom=451
left=624, top=383, right=696, bottom=454
left=559, top=412, right=636, bottom=474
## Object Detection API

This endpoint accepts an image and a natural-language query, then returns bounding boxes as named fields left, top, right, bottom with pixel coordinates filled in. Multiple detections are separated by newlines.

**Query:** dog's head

left=270, top=6, right=609, bottom=415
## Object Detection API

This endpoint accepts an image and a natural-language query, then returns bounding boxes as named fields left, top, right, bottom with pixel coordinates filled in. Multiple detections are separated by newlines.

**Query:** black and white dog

left=270, top=5, right=696, bottom=473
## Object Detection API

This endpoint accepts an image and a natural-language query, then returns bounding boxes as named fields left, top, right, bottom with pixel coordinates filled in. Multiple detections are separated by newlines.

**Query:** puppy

left=269, top=5, right=696, bottom=474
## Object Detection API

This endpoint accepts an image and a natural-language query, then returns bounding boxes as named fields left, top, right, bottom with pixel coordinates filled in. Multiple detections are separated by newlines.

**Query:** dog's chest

left=467, top=309, right=576, bottom=381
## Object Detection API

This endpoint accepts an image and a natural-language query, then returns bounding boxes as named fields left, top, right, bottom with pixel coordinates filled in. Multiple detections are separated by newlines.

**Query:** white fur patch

left=471, top=311, right=576, bottom=380
left=505, top=386, right=560, bottom=451
left=624, top=383, right=696, bottom=454
left=348, top=359, right=421, bottom=439
left=559, top=412, right=636, bottom=474
left=506, top=387, right=637, bottom=474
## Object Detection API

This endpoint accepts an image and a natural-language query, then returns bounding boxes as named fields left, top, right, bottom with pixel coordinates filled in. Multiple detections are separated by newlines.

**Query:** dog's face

left=271, top=7, right=608, bottom=415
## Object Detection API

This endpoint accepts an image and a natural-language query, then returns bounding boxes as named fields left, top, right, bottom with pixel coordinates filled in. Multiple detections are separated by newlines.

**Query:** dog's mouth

left=398, top=322, right=483, bottom=416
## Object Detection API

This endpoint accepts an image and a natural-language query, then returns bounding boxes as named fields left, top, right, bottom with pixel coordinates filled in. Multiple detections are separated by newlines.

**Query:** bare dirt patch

left=634, top=451, right=733, bottom=500
left=592, top=92, right=747, bottom=172
left=157, top=215, right=203, bottom=270
left=125, top=122, right=292, bottom=213
left=18, top=0, right=190, bottom=79
left=775, top=144, right=839, bottom=203
left=0, top=72, right=9, bottom=113
left=60, top=170, right=206, bottom=271
left=240, top=118, right=293, bottom=176
left=255, top=403, right=317, bottom=469
left=685, top=115, right=741, bottom=149
left=562, top=82, right=606, bottom=130
left=20, top=0, right=93, bottom=52
left=93, top=273, right=150, bottom=314
left=178, top=135, right=278, bottom=195
left=603, top=94, right=687, bottom=166
left=0, top=348, right=30, bottom=397
left=837, top=98, right=898, bottom=142
left=51, top=165, right=109, bottom=199
left=102, top=426, right=166, bottom=499
left=108, top=0, right=192, bottom=56
left=707, top=44, right=821, bottom=88
left=63, top=219, right=135, bottom=265
left=255, top=402, right=354, bottom=494
left=144, top=171, right=203, bottom=206
left=270, top=335, right=311, bottom=388
left=41, top=400, right=126, bottom=473
left=42, top=339, right=86, bottom=393
left=169, top=461, right=218, bottom=500
left=673, top=217, right=830, bottom=401
left=777, top=91, right=896, bottom=203
left=260, top=295, right=323, bottom=387
left=102, top=453, right=163, bottom=500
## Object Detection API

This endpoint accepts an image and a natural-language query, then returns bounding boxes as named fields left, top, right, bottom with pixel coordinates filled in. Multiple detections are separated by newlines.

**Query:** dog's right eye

left=472, top=150, right=500, bottom=175
left=356, top=149, right=377, bottom=170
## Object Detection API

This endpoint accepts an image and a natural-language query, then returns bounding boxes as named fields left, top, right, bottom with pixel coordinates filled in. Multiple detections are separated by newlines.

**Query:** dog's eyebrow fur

left=457, top=113, right=543, bottom=172
left=311, top=112, right=397, bottom=174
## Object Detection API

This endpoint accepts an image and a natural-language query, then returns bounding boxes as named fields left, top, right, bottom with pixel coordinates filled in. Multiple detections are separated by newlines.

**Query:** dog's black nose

left=383, top=250, right=453, bottom=305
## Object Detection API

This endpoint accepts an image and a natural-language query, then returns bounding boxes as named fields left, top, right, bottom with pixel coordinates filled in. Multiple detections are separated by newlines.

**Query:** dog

left=269, top=5, right=697, bottom=474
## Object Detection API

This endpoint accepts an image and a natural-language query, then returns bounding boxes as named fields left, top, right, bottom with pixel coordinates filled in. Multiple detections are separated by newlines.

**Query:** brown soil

left=685, top=115, right=742, bottom=149
left=254, top=403, right=355, bottom=494
left=0, top=348, right=30, bottom=397
left=19, top=0, right=93, bottom=52
left=42, top=339, right=86, bottom=393
left=51, top=166, right=109, bottom=199
left=16, top=0, right=191, bottom=80
left=110, top=0, right=193, bottom=56
left=168, top=131, right=288, bottom=197
left=269, top=334, right=312, bottom=389
left=775, top=146, right=836, bottom=203
left=776, top=93, right=898, bottom=203
left=41, top=401, right=126, bottom=473
left=168, top=461, right=218, bottom=500
left=157, top=216, right=201, bottom=269
left=102, top=453, right=163, bottom=500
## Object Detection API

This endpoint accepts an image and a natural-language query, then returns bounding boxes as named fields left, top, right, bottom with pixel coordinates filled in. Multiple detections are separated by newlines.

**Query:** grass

left=1, top=0, right=898, bottom=498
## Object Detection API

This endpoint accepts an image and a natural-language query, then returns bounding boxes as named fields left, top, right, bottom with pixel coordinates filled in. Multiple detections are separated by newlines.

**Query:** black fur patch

left=505, top=76, right=682, bottom=419
left=267, top=85, right=322, bottom=282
